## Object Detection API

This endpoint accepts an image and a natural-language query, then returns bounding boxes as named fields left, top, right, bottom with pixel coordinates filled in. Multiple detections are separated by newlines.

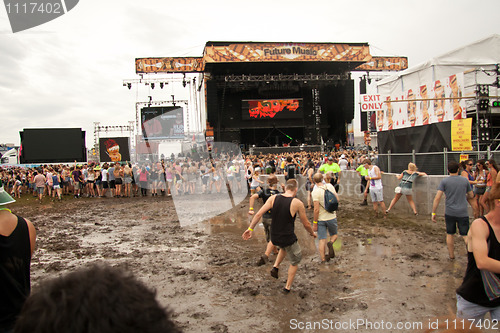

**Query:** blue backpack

left=323, top=186, right=338, bottom=212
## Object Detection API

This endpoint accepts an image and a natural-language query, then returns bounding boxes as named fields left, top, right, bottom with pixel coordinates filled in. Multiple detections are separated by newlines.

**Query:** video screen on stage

left=241, top=99, right=303, bottom=120
left=20, top=128, right=86, bottom=163
left=141, top=106, right=185, bottom=140
left=99, top=137, right=130, bottom=162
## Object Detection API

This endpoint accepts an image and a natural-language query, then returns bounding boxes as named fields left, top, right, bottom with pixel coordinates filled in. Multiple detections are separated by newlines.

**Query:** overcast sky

left=0, top=0, right=498, bottom=147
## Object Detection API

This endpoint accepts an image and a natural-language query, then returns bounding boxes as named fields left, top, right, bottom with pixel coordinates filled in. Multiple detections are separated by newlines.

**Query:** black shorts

left=115, top=178, right=122, bottom=185
left=109, top=180, right=116, bottom=188
left=102, top=181, right=109, bottom=189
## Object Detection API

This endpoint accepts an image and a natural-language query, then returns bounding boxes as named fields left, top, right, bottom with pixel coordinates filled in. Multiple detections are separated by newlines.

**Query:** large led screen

left=20, top=128, right=86, bottom=163
left=141, top=106, right=185, bottom=140
left=242, top=99, right=303, bottom=120
left=99, top=137, right=130, bottom=162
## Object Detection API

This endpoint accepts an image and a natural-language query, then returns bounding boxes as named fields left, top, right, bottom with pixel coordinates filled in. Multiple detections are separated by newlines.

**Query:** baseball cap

left=0, top=179, right=15, bottom=205
left=327, top=157, right=333, bottom=161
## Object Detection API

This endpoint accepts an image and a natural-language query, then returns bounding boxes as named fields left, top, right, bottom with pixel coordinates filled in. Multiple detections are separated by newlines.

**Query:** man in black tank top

left=455, top=183, right=500, bottom=323
left=0, top=180, right=36, bottom=333
left=243, top=179, right=316, bottom=293
left=248, top=175, right=280, bottom=266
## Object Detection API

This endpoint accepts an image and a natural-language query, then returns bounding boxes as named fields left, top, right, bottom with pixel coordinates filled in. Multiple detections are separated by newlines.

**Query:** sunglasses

left=468, top=163, right=473, bottom=166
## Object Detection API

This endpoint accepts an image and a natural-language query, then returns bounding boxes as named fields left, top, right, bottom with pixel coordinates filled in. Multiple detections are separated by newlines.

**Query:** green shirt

left=356, top=165, right=368, bottom=177
left=319, top=163, right=341, bottom=174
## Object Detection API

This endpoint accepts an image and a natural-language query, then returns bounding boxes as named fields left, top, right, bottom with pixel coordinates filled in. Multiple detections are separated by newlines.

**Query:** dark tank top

left=0, top=215, right=32, bottom=331
left=456, top=216, right=500, bottom=307
left=270, top=195, right=297, bottom=247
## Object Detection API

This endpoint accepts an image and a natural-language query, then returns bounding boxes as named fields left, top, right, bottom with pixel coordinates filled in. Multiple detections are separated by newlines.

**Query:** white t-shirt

left=338, top=158, right=349, bottom=171
left=311, top=183, right=337, bottom=220
left=102, top=169, right=108, bottom=182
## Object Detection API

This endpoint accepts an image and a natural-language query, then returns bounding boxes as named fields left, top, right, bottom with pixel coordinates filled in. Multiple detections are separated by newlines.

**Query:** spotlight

left=151, top=83, right=155, bottom=89
left=127, top=83, right=132, bottom=90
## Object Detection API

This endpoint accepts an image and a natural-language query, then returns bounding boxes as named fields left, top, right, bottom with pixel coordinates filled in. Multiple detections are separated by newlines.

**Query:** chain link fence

left=378, top=149, right=500, bottom=175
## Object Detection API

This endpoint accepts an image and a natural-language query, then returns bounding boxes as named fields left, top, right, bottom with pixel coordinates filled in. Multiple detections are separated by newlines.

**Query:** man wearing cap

left=0, top=180, right=36, bottom=333
left=319, top=156, right=341, bottom=191
left=338, top=154, right=349, bottom=171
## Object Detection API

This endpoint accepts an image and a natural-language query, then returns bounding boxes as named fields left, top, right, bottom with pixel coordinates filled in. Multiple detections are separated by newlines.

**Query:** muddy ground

left=9, top=193, right=495, bottom=333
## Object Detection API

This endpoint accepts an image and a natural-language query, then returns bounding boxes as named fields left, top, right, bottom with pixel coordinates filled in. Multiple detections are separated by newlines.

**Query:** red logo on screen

left=248, top=99, right=299, bottom=118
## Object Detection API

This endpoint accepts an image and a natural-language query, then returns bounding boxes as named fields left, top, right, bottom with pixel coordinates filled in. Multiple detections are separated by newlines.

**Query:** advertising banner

left=99, top=137, right=130, bottom=162
left=141, top=106, right=185, bottom=140
left=377, top=73, right=466, bottom=132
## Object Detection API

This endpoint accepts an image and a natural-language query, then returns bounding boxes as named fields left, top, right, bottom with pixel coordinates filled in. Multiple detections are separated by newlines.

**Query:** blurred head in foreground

left=14, top=264, right=182, bottom=333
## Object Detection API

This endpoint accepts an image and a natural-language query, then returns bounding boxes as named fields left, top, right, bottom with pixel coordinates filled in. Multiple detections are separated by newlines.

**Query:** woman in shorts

left=386, top=162, right=427, bottom=215
left=123, top=163, right=133, bottom=197
left=473, top=160, right=488, bottom=216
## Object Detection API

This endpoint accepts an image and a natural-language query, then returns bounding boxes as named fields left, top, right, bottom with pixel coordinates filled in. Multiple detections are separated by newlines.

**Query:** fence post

left=443, top=147, right=448, bottom=175
left=412, top=149, right=416, bottom=165
left=388, top=150, right=391, bottom=173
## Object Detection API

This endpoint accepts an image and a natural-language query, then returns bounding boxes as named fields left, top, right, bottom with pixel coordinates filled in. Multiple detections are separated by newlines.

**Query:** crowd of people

left=0, top=149, right=378, bottom=202
left=2, top=149, right=500, bottom=330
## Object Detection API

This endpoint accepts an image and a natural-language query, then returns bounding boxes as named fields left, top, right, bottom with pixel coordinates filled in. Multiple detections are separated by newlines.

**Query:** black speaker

left=343, top=79, right=355, bottom=121
left=359, top=77, right=367, bottom=94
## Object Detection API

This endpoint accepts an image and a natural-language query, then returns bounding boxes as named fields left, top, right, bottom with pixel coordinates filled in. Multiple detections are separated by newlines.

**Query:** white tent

left=377, top=34, right=500, bottom=96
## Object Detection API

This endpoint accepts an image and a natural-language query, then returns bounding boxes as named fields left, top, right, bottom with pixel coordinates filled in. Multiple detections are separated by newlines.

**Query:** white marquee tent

left=377, top=34, right=500, bottom=96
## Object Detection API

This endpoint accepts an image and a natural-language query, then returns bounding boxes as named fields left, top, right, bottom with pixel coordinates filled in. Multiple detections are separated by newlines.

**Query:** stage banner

left=204, top=43, right=370, bottom=63
left=141, top=106, right=185, bottom=140
left=355, top=56, right=408, bottom=71
left=136, top=57, right=204, bottom=74
left=451, top=118, right=472, bottom=151
left=99, top=137, right=130, bottom=163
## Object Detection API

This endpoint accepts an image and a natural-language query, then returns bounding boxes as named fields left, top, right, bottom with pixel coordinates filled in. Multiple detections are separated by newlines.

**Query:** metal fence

left=377, top=148, right=500, bottom=175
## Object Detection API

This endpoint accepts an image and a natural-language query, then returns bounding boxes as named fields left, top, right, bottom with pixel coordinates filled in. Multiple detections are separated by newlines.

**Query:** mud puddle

left=8, top=194, right=496, bottom=332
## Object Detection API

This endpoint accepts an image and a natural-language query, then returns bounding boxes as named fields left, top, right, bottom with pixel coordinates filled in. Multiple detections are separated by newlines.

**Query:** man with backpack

left=311, top=173, right=339, bottom=263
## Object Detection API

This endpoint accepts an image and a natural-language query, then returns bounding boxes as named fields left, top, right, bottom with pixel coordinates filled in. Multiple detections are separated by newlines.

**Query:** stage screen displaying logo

left=242, top=99, right=303, bottom=120
left=99, top=137, right=130, bottom=162
left=141, top=106, right=185, bottom=140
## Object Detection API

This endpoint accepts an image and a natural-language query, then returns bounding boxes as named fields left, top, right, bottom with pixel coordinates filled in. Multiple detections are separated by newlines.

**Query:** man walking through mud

left=432, top=161, right=476, bottom=259
left=242, top=179, right=316, bottom=293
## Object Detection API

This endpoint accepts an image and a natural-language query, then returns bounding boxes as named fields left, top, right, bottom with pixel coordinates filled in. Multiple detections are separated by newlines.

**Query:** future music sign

left=136, top=42, right=408, bottom=73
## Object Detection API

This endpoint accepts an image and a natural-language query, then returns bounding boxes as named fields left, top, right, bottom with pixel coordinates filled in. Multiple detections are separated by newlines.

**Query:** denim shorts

left=317, top=218, right=338, bottom=240
left=445, top=215, right=470, bottom=236
left=456, top=293, right=500, bottom=322
left=369, top=187, right=384, bottom=202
